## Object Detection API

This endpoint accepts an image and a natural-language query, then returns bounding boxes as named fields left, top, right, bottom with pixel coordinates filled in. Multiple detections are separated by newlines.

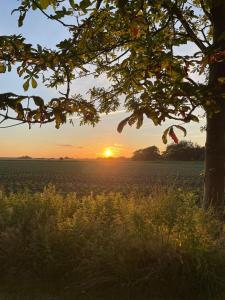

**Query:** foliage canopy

left=132, top=145, right=161, bottom=160
left=163, top=140, right=205, bottom=160
left=132, top=141, right=205, bottom=160
left=0, top=1, right=214, bottom=141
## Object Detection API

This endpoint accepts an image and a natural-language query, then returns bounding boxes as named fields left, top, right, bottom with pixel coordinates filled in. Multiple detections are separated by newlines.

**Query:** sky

left=0, top=1, right=205, bottom=158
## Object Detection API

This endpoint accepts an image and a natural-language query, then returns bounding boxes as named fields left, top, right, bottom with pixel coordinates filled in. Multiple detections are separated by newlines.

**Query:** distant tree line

left=132, top=141, right=205, bottom=161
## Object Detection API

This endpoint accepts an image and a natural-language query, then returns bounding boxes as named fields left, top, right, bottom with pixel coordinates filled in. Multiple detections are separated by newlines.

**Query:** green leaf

left=189, top=115, right=199, bottom=122
left=31, top=78, right=38, bottom=89
left=18, top=12, right=26, bottom=27
left=0, top=64, right=6, bottom=73
left=37, top=44, right=42, bottom=52
left=80, top=0, right=91, bottom=11
left=69, top=0, right=76, bottom=9
left=23, top=80, right=30, bottom=91
left=33, top=96, right=44, bottom=107
left=39, top=0, right=51, bottom=9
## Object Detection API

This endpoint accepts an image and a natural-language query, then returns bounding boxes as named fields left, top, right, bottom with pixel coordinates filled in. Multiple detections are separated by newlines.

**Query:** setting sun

left=104, top=147, right=113, bottom=158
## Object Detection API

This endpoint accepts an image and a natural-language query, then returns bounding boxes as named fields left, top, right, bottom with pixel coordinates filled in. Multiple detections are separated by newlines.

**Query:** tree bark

left=203, top=2, right=225, bottom=216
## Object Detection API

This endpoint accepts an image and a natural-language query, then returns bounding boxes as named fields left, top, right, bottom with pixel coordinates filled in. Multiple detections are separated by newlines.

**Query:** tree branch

left=199, top=0, right=212, bottom=23
left=32, top=0, right=74, bottom=28
left=163, top=1, right=207, bottom=53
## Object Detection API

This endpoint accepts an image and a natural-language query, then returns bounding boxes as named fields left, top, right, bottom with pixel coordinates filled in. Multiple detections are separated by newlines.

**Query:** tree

left=1, top=1, right=225, bottom=214
left=163, top=141, right=205, bottom=161
left=132, top=146, right=161, bottom=161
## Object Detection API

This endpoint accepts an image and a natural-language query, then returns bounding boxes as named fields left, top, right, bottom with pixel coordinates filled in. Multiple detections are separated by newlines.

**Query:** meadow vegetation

left=0, top=185, right=225, bottom=299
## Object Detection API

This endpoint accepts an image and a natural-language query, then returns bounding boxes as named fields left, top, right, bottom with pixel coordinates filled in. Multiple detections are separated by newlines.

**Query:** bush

left=163, top=141, right=205, bottom=161
left=132, top=146, right=161, bottom=161
left=0, top=186, right=224, bottom=299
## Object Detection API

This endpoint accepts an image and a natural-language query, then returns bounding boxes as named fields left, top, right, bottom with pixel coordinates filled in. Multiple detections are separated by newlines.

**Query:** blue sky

left=0, top=1, right=205, bottom=158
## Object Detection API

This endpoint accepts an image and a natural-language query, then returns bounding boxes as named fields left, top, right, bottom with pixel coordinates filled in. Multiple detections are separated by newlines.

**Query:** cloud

left=56, top=144, right=84, bottom=149
left=70, top=109, right=127, bottom=120
left=100, top=110, right=127, bottom=117
left=57, top=144, right=74, bottom=148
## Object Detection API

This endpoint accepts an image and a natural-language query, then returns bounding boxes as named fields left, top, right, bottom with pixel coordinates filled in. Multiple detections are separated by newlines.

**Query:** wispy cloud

left=100, top=110, right=127, bottom=117
left=70, top=110, right=127, bottom=120
left=57, top=144, right=74, bottom=148
left=56, top=144, right=84, bottom=149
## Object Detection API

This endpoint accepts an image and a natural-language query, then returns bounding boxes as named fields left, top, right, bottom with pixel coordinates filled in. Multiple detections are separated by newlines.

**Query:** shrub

left=0, top=186, right=224, bottom=299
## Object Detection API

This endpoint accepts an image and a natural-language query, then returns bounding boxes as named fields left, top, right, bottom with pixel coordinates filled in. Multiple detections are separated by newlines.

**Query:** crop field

left=0, top=160, right=204, bottom=194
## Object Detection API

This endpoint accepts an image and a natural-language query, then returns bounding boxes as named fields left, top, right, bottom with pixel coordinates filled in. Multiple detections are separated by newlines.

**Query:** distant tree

left=18, top=155, right=32, bottom=160
left=132, top=146, right=161, bottom=161
left=163, top=141, right=205, bottom=161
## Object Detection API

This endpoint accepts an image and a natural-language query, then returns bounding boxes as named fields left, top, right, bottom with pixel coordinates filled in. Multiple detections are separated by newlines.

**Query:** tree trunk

left=203, top=2, right=225, bottom=216
left=204, top=112, right=225, bottom=214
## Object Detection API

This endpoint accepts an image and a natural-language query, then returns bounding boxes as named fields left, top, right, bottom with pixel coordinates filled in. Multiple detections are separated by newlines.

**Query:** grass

left=0, top=185, right=224, bottom=299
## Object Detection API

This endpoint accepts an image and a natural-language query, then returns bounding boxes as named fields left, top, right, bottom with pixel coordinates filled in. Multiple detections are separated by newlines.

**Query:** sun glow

left=104, top=147, right=113, bottom=158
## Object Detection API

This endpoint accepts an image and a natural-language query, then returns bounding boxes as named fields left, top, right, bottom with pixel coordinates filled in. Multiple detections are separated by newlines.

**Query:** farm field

left=0, top=160, right=204, bottom=194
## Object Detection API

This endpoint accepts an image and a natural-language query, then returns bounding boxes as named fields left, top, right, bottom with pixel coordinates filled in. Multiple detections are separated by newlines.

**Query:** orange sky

left=0, top=113, right=205, bottom=158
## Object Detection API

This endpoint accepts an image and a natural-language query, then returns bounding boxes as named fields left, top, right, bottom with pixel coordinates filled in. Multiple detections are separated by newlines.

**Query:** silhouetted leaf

left=189, top=115, right=199, bottom=122
left=117, top=117, right=130, bottom=133
left=136, top=114, right=143, bottom=129
left=162, top=127, right=170, bottom=144
left=33, top=96, right=44, bottom=107
left=174, top=125, right=187, bottom=137
left=80, top=0, right=91, bottom=11
left=169, top=127, right=179, bottom=144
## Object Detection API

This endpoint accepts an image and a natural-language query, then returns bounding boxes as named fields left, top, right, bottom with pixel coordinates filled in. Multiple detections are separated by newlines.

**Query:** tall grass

left=0, top=186, right=224, bottom=299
